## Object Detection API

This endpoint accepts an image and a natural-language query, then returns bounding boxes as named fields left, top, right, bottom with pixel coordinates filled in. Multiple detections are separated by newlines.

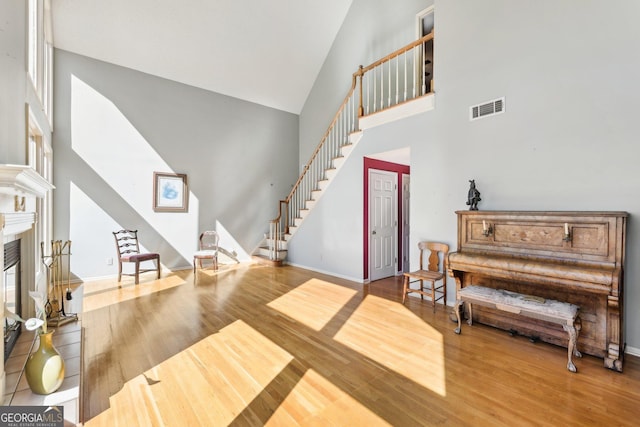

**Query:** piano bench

left=453, top=285, right=582, bottom=373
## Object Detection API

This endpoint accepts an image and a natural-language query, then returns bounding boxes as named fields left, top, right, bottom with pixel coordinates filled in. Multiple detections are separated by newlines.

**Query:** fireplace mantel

left=0, top=164, right=54, bottom=198
left=0, top=164, right=54, bottom=231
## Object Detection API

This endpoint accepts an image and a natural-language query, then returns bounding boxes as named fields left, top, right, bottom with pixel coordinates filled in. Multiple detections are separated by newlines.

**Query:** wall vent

left=470, top=97, right=505, bottom=121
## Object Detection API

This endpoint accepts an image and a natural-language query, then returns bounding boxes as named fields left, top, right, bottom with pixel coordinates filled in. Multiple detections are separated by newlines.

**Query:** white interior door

left=369, top=169, right=397, bottom=281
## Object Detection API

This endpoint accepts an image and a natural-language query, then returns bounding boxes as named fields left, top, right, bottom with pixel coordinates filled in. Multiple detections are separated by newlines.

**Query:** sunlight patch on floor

left=333, top=294, right=447, bottom=396
left=267, top=279, right=358, bottom=331
left=265, top=368, right=391, bottom=426
left=86, top=320, right=294, bottom=426
left=82, top=274, right=186, bottom=312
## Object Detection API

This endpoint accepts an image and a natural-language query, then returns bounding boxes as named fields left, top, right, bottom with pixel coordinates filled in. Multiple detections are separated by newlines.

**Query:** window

left=43, top=1, right=54, bottom=120
left=28, top=0, right=54, bottom=123
left=43, top=40, right=53, bottom=120
left=28, top=0, right=39, bottom=92
left=28, top=109, right=53, bottom=277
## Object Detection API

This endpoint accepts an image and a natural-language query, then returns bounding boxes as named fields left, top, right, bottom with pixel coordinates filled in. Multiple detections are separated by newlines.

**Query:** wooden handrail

left=358, top=31, right=433, bottom=75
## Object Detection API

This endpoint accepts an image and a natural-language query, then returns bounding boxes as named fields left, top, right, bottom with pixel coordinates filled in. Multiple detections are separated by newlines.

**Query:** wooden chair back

left=199, top=231, right=219, bottom=251
left=113, top=229, right=141, bottom=258
left=418, top=241, right=449, bottom=274
left=112, top=229, right=160, bottom=284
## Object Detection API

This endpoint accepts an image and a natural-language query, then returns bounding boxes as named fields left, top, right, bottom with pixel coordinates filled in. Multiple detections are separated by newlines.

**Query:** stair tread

left=252, top=254, right=285, bottom=267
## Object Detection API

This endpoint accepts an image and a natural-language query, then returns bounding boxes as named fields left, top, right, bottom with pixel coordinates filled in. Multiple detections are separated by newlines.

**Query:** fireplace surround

left=4, top=239, right=21, bottom=361
left=0, top=164, right=54, bottom=396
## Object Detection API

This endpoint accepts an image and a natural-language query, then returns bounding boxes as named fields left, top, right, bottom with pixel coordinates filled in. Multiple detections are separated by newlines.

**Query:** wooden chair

left=193, top=231, right=219, bottom=273
left=112, top=229, right=161, bottom=284
left=402, top=241, right=449, bottom=311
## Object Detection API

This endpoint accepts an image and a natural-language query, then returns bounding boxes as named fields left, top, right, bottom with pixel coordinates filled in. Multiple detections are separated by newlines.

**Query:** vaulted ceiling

left=51, top=0, right=353, bottom=114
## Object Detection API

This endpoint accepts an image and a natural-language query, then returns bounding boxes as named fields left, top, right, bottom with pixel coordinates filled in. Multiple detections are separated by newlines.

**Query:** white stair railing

left=266, top=31, right=434, bottom=261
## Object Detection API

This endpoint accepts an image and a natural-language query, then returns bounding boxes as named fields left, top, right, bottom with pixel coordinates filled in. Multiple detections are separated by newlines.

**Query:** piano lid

left=448, top=252, right=617, bottom=294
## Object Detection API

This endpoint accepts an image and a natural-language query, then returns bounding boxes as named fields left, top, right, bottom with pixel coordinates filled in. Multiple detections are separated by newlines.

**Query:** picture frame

left=153, top=172, right=188, bottom=212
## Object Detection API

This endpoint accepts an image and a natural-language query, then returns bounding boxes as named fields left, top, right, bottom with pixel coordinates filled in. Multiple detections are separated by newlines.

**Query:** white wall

left=294, top=0, right=640, bottom=352
left=53, top=50, right=299, bottom=279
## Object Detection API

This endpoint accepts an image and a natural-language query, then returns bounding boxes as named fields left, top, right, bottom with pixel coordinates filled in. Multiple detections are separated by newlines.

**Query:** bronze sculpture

left=466, top=180, right=481, bottom=210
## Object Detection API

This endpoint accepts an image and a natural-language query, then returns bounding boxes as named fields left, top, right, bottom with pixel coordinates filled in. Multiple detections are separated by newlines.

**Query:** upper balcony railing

left=267, top=31, right=434, bottom=260
left=357, top=31, right=434, bottom=117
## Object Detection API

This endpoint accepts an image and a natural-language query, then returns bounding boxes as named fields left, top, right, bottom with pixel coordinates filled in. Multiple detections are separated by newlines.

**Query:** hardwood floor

left=80, top=263, right=640, bottom=426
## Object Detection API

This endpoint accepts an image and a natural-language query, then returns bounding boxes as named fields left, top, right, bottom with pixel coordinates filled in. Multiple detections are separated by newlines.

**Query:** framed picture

left=153, top=172, right=188, bottom=212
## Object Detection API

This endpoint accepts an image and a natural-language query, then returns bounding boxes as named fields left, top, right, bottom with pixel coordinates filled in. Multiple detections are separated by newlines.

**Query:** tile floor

left=4, top=294, right=83, bottom=426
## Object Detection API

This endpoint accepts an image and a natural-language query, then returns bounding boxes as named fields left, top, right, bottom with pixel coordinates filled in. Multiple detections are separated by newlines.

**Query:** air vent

left=470, top=97, right=505, bottom=121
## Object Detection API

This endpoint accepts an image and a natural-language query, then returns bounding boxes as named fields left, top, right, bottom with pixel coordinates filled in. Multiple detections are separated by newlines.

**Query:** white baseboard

left=625, top=345, right=640, bottom=357
left=284, top=262, right=365, bottom=284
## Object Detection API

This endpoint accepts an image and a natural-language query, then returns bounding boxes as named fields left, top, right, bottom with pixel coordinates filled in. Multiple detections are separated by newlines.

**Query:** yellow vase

left=25, top=330, right=65, bottom=395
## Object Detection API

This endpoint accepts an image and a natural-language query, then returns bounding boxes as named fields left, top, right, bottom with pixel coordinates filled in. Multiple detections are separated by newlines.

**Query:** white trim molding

left=359, top=94, right=434, bottom=131
left=0, top=164, right=55, bottom=197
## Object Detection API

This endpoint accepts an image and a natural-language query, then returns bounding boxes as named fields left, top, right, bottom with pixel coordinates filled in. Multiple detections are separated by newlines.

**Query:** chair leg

left=443, top=279, right=447, bottom=311
left=117, top=261, right=122, bottom=282
left=193, top=258, right=196, bottom=274
left=135, top=261, right=140, bottom=285
left=402, top=276, right=408, bottom=304
left=156, top=257, right=161, bottom=279
left=431, top=280, right=436, bottom=312
left=214, top=255, right=218, bottom=271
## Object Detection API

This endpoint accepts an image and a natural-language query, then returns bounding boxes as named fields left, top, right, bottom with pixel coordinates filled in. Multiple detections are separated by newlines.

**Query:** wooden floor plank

left=81, top=264, right=640, bottom=426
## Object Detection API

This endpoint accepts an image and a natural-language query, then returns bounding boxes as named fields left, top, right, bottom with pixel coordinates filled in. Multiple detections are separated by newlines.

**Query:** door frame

left=368, top=168, right=397, bottom=282
left=402, top=173, right=410, bottom=273
left=363, top=157, right=410, bottom=282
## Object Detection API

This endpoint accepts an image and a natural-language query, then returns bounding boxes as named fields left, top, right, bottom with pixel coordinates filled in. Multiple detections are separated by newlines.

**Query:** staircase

left=253, top=126, right=363, bottom=264
left=253, top=31, right=435, bottom=265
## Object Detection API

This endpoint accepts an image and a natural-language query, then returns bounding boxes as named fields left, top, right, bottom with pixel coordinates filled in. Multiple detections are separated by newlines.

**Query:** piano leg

left=574, top=317, right=583, bottom=359
left=453, top=300, right=463, bottom=334
left=563, top=320, right=581, bottom=373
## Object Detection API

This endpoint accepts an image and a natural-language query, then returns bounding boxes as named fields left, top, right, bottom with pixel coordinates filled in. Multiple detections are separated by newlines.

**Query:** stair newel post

left=357, top=65, right=364, bottom=117
left=268, top=220, right=273, bottom=260
left=288, top=200, right=294, bottom=236
left=281, top=200, right=289, bottom=236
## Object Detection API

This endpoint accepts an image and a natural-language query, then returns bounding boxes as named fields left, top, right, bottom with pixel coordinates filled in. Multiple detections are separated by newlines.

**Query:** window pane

left=28, top=0, right=38, bottom=87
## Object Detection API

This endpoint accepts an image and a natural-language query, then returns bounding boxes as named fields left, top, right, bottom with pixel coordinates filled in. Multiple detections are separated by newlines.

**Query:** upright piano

left=448, top=211, right=628, bottom=371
